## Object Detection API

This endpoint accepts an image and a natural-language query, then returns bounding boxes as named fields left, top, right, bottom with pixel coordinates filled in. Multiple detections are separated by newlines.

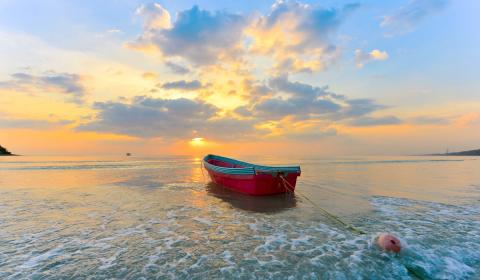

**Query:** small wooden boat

left=203, top=154, right=301, bottom=196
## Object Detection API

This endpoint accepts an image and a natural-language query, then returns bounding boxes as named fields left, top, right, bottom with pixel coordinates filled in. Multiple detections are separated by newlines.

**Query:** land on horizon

left=0, top=145, right=14, bottom=156
left=429, top=148, right=480, bottom=156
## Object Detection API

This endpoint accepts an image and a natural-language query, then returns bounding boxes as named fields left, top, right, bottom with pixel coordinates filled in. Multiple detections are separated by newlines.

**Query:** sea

left=0, top=155, right=479, bottom=279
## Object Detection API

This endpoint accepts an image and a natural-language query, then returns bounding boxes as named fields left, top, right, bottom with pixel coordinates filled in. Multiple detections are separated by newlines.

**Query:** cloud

left=269, top=76, right=330, bottom=98
left=160, top=80, right=203, bottom=90
left=348, top=116, right=402, bottom=126
left=77, top=74, right=400, bottom=140
left=247, top=76, right=342, bottom=119
left=381, top=0, right=448, bottom=35
left=165, top=61, right=190, bottom=74
left=129, top=1, right=360, bottom=74
left=78, top=96, right=216, bottom=138
left=201, top=118, right=257, bottom=140
left=284, top=128, right=337, bottom=141
left=135, top=2, right=172, bottom=30
left=247, top=1, right=360, bottom=73
left=239, top=76, right=390, bottom=126
left=129, top=4, right=247, bottom=66
left=454, top=112, right=480, bottom=127
left=355, top=49, right=389, bottom=68
left=0, top=72, right=87, bottom=104
left=240, top=79, right=273, bottom=103
left=340, top=99, right=386, bottom=118
left=410, top=116, right=449, bottom=125
left=77, top=96, right=255, bottom=140
left=141, top=72, right=157, bottom=80
left=254, top=97, right=341, bottom=119
left=0, top=114, right=73, bottom=129
left=107, top=29, right=122, bottom=34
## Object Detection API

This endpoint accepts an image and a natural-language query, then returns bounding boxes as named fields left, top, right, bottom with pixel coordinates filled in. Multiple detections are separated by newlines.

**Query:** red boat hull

left=204, top=156, right=300, bottom=196
left=206, top=170, right=299, bottom=196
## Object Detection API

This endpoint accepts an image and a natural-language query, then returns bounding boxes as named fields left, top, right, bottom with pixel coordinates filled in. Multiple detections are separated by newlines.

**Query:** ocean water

left=0, top=155, right=479, bottom=279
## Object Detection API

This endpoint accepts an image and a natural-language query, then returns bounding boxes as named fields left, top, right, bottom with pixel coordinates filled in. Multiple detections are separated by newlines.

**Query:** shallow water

left=0, top=156, right=479, bottom=279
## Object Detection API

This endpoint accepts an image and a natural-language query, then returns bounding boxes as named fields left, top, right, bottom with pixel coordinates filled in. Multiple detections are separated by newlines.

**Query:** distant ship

left=126, top=153, right=131, bottom=156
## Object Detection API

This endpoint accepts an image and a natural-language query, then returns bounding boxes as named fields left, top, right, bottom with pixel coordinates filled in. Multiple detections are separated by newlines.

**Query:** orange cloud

left=355, top=49, right=389, bottom=68
left=454, top=112, right=480, bottom=127
left=141, top=72, right=157, bottom=80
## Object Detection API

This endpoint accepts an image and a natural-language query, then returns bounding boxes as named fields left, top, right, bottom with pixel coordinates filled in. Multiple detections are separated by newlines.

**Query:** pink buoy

left=377, top=233, right=402, bottom=253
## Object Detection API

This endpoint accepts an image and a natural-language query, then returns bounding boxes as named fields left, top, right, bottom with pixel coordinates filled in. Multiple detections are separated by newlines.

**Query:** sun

left=190, top=137, right=205, bottom=146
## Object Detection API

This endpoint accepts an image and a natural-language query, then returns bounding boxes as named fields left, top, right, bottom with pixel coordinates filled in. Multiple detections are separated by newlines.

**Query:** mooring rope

left=279, top=175, right=366, bottom=235
left=200, top=160, right=206, bottom=183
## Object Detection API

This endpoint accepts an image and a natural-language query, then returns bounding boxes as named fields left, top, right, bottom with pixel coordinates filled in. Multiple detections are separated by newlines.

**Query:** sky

left=0, top=0, right=479, bottom=156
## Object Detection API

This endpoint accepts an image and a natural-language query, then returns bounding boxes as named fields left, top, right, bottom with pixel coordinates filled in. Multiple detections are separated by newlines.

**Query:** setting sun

left=190, top=137, right=205, bottom=146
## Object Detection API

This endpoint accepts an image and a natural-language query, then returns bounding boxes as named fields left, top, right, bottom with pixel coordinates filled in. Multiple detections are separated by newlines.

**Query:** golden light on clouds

left=0, top=1, right=478, bottom=156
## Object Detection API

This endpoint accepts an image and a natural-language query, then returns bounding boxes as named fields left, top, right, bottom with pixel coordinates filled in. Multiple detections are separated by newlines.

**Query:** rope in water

left=200, top=159, right=364, bottom=235
left=200, top=164, right=427, bottom=277
left=279, top=175, right=366, bottom=235
left=200, top=160, right=206, bottom=183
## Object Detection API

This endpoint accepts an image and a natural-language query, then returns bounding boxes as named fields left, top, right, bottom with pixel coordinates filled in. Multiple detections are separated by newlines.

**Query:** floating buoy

left=377, top=233, right=402, bottom=253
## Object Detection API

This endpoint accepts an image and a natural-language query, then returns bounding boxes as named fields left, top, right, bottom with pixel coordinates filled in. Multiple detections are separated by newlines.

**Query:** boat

left=203, top=154, right=301, bottom=196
